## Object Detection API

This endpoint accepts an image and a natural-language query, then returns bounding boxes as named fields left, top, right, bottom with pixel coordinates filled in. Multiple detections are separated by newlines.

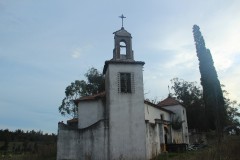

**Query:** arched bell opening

left=120, top=41, right=127, bottom=55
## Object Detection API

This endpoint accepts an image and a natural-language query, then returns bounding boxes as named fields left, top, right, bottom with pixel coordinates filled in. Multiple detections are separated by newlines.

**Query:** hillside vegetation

left=0, top=129, right=56, bottom=160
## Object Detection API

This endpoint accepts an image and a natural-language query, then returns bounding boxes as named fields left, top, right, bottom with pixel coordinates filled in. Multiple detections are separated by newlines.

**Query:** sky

left=0, top=0, right=240, bottom=133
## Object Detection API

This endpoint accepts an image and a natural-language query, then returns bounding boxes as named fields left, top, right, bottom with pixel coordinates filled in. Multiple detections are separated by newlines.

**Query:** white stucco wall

left=78, top=99, right=104, bottom=129
left=106, top=63, right=147, bottom=160
left=145, top=123, right=160, bottom=159
left=145, top=103, right=171, bottom=123
left=162, top=105, right=189, bottom=144
left=145, top=103, right=174, bottom=159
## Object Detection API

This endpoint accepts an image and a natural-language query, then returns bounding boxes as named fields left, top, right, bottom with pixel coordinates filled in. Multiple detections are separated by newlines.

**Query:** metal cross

left=119, top=14, right=126, bottom=27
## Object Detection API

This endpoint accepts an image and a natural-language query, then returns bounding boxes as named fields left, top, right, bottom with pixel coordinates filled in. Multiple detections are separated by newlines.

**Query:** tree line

left=0, top=129, right=56, bottom=142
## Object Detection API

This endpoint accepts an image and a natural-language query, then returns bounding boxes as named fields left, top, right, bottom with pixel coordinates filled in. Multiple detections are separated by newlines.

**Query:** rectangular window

left=120, top=73, right=131, bottom=93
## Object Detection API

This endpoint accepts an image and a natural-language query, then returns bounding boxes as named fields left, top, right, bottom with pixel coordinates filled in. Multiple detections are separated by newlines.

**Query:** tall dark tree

left=59, top=67, right=105, bottom=117
left=193, top=25, right=227, bottom=132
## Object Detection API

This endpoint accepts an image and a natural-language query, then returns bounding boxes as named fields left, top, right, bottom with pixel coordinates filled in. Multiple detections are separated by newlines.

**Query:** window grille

left=118, top=72, right=134, bottom=93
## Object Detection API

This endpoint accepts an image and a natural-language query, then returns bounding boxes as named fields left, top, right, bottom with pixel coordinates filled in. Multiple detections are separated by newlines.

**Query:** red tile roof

left=157, top=95, right=181, bottom=107
left=67, top=118, right=78, bottom=124
left=74, top=92, right=106, bottom=105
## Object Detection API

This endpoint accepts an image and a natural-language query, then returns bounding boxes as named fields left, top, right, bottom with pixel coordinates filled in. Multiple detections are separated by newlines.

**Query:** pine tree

left=192, top=25, right=226, bottom=132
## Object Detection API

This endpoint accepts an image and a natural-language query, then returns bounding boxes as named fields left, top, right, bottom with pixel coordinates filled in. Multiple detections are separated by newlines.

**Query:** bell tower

left=103, top=15, right=146, bottom=160
left=113, top=27, right=134, bottom=60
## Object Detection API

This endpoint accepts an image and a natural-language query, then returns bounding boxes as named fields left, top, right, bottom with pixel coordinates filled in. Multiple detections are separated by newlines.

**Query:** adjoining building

left=57, top=26, right=189, bottom=160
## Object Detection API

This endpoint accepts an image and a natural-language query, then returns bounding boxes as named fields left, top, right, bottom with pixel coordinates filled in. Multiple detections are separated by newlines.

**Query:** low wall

left=57, top=119, right=109, bottom=160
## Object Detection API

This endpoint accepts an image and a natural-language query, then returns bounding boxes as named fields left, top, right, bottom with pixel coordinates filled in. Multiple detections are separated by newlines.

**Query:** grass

left=0, top=142, right=56, bottom=160
left=154, top=135, right=240, bottom=160
left=0, top=154, right=56, bottom=160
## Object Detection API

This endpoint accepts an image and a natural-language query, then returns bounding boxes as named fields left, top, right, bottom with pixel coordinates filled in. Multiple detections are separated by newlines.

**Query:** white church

left=57, top=25, right=189, bottom=160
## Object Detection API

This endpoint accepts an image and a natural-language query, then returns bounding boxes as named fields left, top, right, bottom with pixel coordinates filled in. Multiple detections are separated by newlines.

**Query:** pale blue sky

left=0, top=0, right=240, bottom=133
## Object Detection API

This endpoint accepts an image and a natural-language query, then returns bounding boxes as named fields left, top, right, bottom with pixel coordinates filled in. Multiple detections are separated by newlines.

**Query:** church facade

left=57, top=27, right=189, bottom=160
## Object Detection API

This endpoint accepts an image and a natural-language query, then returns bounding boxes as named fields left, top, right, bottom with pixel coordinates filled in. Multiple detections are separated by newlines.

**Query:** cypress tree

left=192, top=25, right=226, bottom=132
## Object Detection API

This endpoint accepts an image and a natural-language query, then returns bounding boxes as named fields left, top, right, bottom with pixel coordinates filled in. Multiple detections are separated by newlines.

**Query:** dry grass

left=156, top=135, right=240, bottom=160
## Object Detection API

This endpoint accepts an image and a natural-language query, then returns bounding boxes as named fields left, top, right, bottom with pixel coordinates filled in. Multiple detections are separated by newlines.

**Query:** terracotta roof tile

left=74, top=92, right=106, bottom=105
left=157, top=96, right=181, bottom=107
left=67, top=118, right=78, bottom=124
